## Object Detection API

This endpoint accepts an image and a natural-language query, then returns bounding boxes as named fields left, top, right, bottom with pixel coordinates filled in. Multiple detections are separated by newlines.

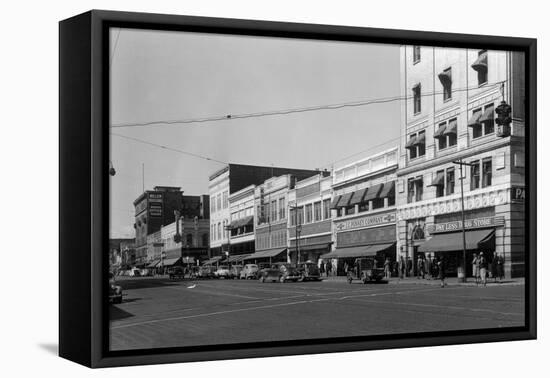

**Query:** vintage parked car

left=229, top=265, right=243, bottom=279
left=168, top=266, right=186, bottom=280
left=109, top=272, right=123, bottom=304
left=296, top=261, right=322, bottom=281
left=347, top=257, right=385, bottom=284
left=258, top=262, right=301, bottom=283
left=240, top=264, right=259, bottom=279
left=214, top=265, right=231, bottom=279
left=198, top=265, right=216, bottom=279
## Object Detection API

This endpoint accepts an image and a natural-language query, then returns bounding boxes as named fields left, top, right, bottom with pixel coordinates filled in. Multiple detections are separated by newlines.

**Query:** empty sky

left=109, top=28, right=401, bottom=238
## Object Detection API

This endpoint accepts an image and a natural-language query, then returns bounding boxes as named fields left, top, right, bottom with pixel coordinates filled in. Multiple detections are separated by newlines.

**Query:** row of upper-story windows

left=334, top=182, right=396, bottom=218
left=407, top=157, right=493, bottom=203
left=257, top=197, right=286, bottom=225
left=210, top=190, right=229, bottom=214
left=411, top=48, right=488, bottom=115
left=289, top=198, right=331, bottom=226
left=211, top=220, right=229, bottom=242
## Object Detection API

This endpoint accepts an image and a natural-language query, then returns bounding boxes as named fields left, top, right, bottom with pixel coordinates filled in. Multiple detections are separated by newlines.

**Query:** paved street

left=109, top=277, right=525, bottom=351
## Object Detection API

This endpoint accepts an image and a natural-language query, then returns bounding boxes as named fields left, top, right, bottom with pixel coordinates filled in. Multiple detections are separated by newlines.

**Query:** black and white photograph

left=107, top=27, right=528, bottom=352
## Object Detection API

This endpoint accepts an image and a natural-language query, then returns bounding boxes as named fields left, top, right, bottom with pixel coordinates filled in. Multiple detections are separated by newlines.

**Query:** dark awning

left=244, top=248, right=287, bottom=260
left=320, top=242, right=395, bottom=259
left=349, top=187, right=368, bottom=206
left=146, top=259, right=161, bottom=268
left=230, top=215, right=254, bottom=229
left=438, top=70, right=452, bottom=85
left=415, top=132, right=426, bottom=145
left=468, top=110, right=482, bottom=127
left=405, top=136, right=417, bottom=149
left=338, top=191, right=354, bottom=208
left=471, top=51, right=488, bottom=71
left=364, top=183, right=384, bottom=201
left=330, top=195, right=342, bottom=209
left=428, top=171, right=445, bottom=187
left=290, top=243, right=332, bottom=253
left=162, top=257, right=182, bottom=267
left=379, top=181, right=395, bottom=198
left=479, top=105, right=494, bottom=123
left=418, top=229, right=495, bottom=252
left=444, top=119, right=458, bottom=135
left=434, top=124, right=447, bottom=138
left=202, top=256, right=223, bottom=265
left=224, top=254, right=251, bottom=263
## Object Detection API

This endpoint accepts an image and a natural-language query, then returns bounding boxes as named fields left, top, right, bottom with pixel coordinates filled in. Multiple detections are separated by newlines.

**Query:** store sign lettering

left=335, top=212, right=396, bottom=232
left=428, top=217, right=500, bottom=233
left=511, top=186, right=525, bottom=201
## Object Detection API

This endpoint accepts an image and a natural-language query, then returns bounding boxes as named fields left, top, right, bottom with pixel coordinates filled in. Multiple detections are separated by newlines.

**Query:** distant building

left=208, top=164, right=321, bottom=257
left=396, top=46, right=525, bottom=278
left=109, top=238, right=135, bottom=270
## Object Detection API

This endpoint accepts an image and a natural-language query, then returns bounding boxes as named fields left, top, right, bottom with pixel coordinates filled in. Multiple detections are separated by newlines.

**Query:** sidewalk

left=322, top=275, right=525, bottom=287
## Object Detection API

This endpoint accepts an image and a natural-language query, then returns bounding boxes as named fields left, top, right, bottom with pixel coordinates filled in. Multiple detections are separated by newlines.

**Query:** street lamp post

left=453, top=159, right=474, bottom=283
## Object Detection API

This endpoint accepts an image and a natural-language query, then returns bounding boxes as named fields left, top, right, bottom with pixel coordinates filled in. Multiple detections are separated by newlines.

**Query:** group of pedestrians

left=472, top=252, right=504, bottom=286
left=414, top=254, right=446, bottom=287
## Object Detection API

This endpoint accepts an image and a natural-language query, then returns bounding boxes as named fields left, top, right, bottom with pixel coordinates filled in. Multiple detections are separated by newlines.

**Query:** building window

left=408, top=134, right=417, bottom=159
left=217, top=222, right=221, bottom=240
left=446, top=168, right=455, bottom=195
left=314, top=201, right=322, bottom=222
left=435, top=119, right=457, bottom=150
left=473, top=50, right=488, bottom=86
left=415, top=177, right=423, bottom=202
left=407, top=177, right=423, bottom=203
left=413, top=84, right=421, bottom=114
left=407, top=178, right=415, bottom=204
left=202, top=233, right=208, bottom=247
left=469, top=105, right=494, bottom=139
left=417, top=131, right=425, bottom=156
left=279, top=198, right=286, bottom=220
left=289, top=207, right=296, bottom=226
left=470, top=161, right=481, bottom=190
left=297, top=206, right=304, bottom=225
left=406, top=130, right=426, bottom=160
left=271, top=200, right=277, bottom=222
left=372, top=197, right=384, bottom=210
left=435, top=170, right=445, bottom=198
left=413, top=46, right=421, bottom=63
left=211, top=198, right=216, bottom=213
left=216, top=194, right=221, bottom=212
left=223, top=191, right=228, bottom=209
left=483, top=104, right=495, bottom=135
left=305, top=204, right=313, bottom=223
left=346, top=205, right=356, bottom=215
left=482, top=158, right=492, bottom=188
left=440, top=67, right=452, bottom=101
left=323, top=199, right=331, bottom=219
left=437, top=123, right=447, bottom=150
left=448, top=131, right=457, bottom=147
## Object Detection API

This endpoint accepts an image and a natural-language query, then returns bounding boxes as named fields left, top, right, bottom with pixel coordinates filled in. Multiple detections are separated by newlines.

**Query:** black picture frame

left=59, top=9, right=537, bottom=368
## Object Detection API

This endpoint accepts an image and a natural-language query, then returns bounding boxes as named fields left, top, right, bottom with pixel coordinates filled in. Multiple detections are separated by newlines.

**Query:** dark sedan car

left=109, top=272, right=122, bottom=304
left=258, top=262, right=301, bottom=283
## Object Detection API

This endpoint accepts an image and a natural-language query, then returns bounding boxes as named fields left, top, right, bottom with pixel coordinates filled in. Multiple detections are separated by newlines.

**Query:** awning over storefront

left=349, top=187, right=368, bottom=206
left=364, top=183, right=384, bottom=201
left=330, top=195, right=342, bottom=209
left=162, top=257, right=182, bottom=267
left=244, top=248, right=287, bottom=260
left=379, top=181, right=395, bottom=198
left=290, top=243, right=332, bottom=253
left=428, top=171, right=445, bottom=187
left=338, top=191, right=354, bottom=208
left=444, top=119, right=458, bottom=135
left=479, top=105, right=494, bottom=123
left=321, top=242, right=395, bottom=259
left=230, top=215, right=254, bottom=229
left=202, top=256, right=223, bottom=265
left=471, top=51, right=488, bottom=71
left=418, top=229, right=495, bottom=252
left=224, top=254, right=251, bottom=263
left=468, top=109, right=482, bottom=127
left=146, top=259, right=160, bottom=268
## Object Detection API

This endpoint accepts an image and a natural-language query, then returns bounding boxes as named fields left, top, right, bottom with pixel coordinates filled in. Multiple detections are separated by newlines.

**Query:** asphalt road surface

left=109, top=277, right=525, bottom=351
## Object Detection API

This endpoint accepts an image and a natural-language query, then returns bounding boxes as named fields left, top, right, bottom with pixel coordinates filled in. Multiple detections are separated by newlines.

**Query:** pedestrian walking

left=384, top=257, right=391, bottom=279
left=490, top=255, right=498, bottom=283
left=472, top=253, right=479, bottom=284
left=478, top=252, right=488, bottom=286
left=496, top=254, right=504, bottom=281
left=417, top=255, right=425, bottom=279
left=406, top=257, right=412, bottom=277
left=319, top=261, right=325, bottom=276
left=399, top=256, right=405, bottom=278
left=425, top=254, right=432, bottom=280
left=438, top=256, right=446, bottom=287
left=326, top=260, right=332, bottom=277
left=431, top=255, right=439, bottom=280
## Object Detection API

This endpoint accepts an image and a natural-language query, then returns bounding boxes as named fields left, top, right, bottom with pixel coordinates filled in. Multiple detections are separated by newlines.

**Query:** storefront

left=418, top=215, right=503, bottom=277
left=289, top=235, right=332, bottom=265
left=326, top=211, right=397, bottom=276
left=243, top=248, right=287, bottom=264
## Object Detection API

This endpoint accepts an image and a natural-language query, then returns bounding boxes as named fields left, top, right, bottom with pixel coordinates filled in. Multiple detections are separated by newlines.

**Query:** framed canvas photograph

left=59, top=10, right=536, bottom=368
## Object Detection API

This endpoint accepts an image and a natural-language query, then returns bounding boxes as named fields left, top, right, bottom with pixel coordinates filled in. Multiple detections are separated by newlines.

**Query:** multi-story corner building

left=246, top=175, right=295, bottom=264
left=208, top=164, right=320, bottom=257
left=288, top=171, right=332, bottom=264
left=322, top=148, right=398, bottom=276
left=396, top=46, right=525, bottom=278
left=227, top=185, right=256, bottom=261
left=133, top=186, right=209, bottom=267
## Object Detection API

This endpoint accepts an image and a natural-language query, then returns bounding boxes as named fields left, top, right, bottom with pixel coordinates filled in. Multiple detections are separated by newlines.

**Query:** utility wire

left=110, top=132, right=228, bottom=165
left=110, top=81, right=505, bottom=129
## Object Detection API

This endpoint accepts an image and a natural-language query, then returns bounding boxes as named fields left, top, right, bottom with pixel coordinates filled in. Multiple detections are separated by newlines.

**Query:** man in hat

left=478, top=252, right=488, bottom=287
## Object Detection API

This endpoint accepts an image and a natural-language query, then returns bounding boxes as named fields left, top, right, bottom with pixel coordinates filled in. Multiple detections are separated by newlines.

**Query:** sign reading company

left=511, top=186, right=525, bottom=202
left=427, top=216, right=504, bottom=234
left=335, top=212, right=396, bottom=232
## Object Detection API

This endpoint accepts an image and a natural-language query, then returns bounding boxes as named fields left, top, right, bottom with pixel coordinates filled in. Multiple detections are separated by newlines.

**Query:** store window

left=470, top=161, right=481, bottom=190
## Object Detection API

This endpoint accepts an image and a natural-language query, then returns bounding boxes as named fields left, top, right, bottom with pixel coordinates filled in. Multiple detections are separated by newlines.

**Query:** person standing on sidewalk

left=425, top=254, right=432, bottom=280
left=438, top=256, right=446, bottom=287
left=496, top=253, right=504, bottom=282
left=479, top=252, right=488, bottom=286
left=417, top=255, right=425, bottom=279
left=406, top=257, right=412, bottom=277
left=472, top=253, right=479, bottom=284
left=490, top=254, right=498, bottom=283
left=384, top=257, right=391, bottom=279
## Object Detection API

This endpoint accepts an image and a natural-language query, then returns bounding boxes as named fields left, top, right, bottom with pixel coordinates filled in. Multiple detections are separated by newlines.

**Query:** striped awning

left=337, top=191, right=354, bottom=208
left=349, top=187, right=368, bottom=206
left=330, top=195, right=342, bottom=209
left=364, top=183, right=384, bottom=201
left=244, top=248, right=287, bottom=260
left=379, top=181, right=395, bottom=198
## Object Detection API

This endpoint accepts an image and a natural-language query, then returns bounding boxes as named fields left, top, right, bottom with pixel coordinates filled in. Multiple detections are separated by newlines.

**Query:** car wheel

left=279, top=276, right=285, bottom=283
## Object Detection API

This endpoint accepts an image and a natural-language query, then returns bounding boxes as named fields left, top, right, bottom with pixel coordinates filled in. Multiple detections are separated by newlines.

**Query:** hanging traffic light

left=495, top=100, right=512, bottom=137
